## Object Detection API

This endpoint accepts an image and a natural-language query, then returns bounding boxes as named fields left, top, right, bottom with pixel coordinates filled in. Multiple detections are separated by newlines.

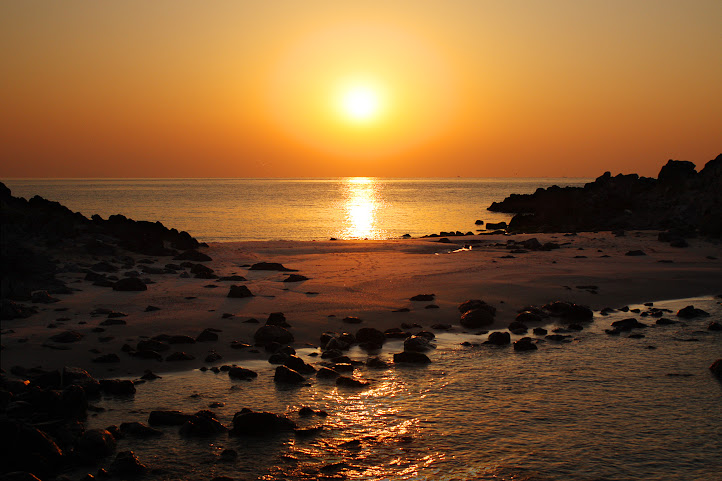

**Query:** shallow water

left=78, top=297, right=722, bottom=480
left=2, top=178, right=589, bottom=242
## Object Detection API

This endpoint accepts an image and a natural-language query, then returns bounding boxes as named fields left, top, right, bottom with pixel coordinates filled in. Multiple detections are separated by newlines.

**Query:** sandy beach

left=3, top=231, right=720, bottom=380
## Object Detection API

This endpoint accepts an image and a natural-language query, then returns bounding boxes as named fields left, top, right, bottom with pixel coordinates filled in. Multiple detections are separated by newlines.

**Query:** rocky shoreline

left=488, top=155, right=722, bottom=236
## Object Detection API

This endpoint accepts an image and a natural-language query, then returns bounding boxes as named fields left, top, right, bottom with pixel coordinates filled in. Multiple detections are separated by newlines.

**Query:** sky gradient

left=1, top=1, right=720, bottom=178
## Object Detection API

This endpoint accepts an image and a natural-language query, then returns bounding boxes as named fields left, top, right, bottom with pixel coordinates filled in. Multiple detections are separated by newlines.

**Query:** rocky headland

left=488, top=155, right=722, bottom=236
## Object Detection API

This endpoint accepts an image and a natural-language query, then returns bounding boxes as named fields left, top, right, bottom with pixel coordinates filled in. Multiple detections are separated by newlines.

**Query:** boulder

left=77, top=428, right=116, bottom=457
left=266, top=312, right=290, bottom=327
left=460, top=308, right=494, bottom=328
left=228, top=367, right=258, bottom=380
left=610, top=318, right=648, bottom=331
left=355, top=327, right=386, bottom=346
left=487, top=331, right=511, bottom=345
left=458, top=299, right=497, bottom=315
left=112, top=278, right=147, bottom=291
left=228, top=285, right=253, bottom=298
left=254, top=325, right=294, bottom=344
left=543, top=301, right=593, bottom=322
left=249, top=262, right=297, bottom=272
left=230, top=410, right=296, bottom=435
left=273, top=365, right=305, bottom=384
left=710, top=359, right=722, bottom=379
left=110, top=451, right=147, bottom=475
left=393, top=351, right=431, bottom=364
left=99, top=379, right=135, bottom=396
left=179, top=411, right=227, bottom=437
left=410, top=294, right=435, bottom=301
left=336, top=376, right=369, bottom=388
left=403, top=335, right=433, bottom=352
left=516, top=311, right=543, bottom=324
left=677, top=305, right=710, bottom=318
left=283, top=355, right=316, bottom=374
left=316, top=367, right=340, bottom=379
left=513, top=337, right=538, bottom=351
left=166, top=351, right=195, bottom=361
left=196, top=328, right=219, bottom=342
left=49, top=330, right=83, bottom=343
left=283, top=274, right=309, bottom=282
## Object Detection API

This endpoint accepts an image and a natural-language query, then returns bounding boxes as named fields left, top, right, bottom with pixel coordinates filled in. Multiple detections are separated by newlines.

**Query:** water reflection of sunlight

left=339, top=177, right=387, bottom=239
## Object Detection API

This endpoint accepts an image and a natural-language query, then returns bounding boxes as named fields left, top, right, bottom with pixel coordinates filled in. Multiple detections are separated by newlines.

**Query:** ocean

left=75, top=297, right=722, bottom=481
left=1, top=178, right=590, bottom=242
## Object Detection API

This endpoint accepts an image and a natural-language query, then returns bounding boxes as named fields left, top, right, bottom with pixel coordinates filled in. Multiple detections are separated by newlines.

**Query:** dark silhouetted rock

left=254, top=325, right=294, bottom=344
left=283, top=274, right=309, bottom=282
left=92, top=353, right=120, bottom=363
left=677, top=305, right=710, bottom=318
left=120, top=422, right=163, bottom=438
left=166, top=351, right=195, bottom=361
left=460, top=308, right=494, bottom=328
left=513, top=337, right=538, bottom=351
left=458, top=299, right=497, bottom=315
left=410, top=294, right=435, bottom=301
left=274, top=365, right=304, bottom=384
left=77, top=428, right=116, bottom=458
left=196, top=328, right=219, bottom=342
left=99, top=379, right=136, bottom=396
left=710, top=359, right=722, bottom=379
left=393, top=351, right=431, bottom=364
left=228, top=285, right=253, bottom=298
left=403, top=335, right=433, bottom=352
left=110, top=450, right=147, bottom=475
left=356, top=327, right=386, bottom=346
left=230, top=410, right=296, bottom=435
left=112, top=278, right=147, bottom=291
left=317, top=367, right=340, bottom=379
left=228, top=366, right=258, bottom=380
left=249, top=262, right=297, bottom=272
left=611, top=318, right=648, bottom=331
left=487, top=331, right=511, bottom=345
left=708, top=321, right=722, bottom=331
left=266, top=312, right=290, bottom=327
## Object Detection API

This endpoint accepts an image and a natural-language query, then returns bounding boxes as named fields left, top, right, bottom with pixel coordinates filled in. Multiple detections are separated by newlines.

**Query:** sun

left=340, top=85, right=381, bottom=122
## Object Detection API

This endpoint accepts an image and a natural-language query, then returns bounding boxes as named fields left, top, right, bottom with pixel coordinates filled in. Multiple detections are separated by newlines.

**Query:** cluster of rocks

left=487, top=155, right=722, bottom=236
left=0, top=365, right=150, bottom=479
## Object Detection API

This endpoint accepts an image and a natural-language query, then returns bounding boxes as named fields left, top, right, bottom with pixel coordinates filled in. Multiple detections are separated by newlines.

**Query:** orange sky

left=1, top=1, right=720, bottom=178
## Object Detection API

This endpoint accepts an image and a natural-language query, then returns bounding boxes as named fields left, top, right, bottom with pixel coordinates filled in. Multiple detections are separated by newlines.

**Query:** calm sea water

left=76, top=297, right=722, bottom=480
left=1, top=178, right=589, bottom=241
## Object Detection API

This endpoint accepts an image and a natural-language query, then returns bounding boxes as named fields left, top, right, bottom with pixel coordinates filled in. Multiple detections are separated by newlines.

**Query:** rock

left=508, top=320, right=528, bottom=333
left=410, top=294, right=435, bottom=301
left=393, top=351, right=431, bottom=364
left=228, top=285, right=253, bottom=298
left=658, top=159, right=697, bottom=183
left=191, top=263, right=216, bottom=278
left=532, top=327, right=548, bottom=336
left=317, top=367, right=340, bottom=379
left=119, top=422, right=163, bottom=438
left=342, top=316, right=362, bottom=324
left=49, top=330, right=83, bottom=343
left=173, top=249, right=212, bottom=262
left=99, top=379, right=136, bottom=396
left=254, top=325, right=294, bottom=344
left=137, top=339, right=169, bottom=352
left=148, top=411, right=193, bottom=426
left=655, top=318, right=678, bottom=325
left=196, top=328, right=219, bottom=342
left=77, top=429, right=116, bottom=457
left=336, top=376, right=369, bottom=388
left=458, top=299, right=497, bottom=315
left=30, top=291, right=59, bottom=304
left=475, top=219, right=484, bottom=225
left=249, top=262, right=297, bottom=272
left=513, top=338, right=538, bottom=351
left=460, top=308, right=494, bottom=328
left=676, top=305, right=710, bottom=318
left=112, top=277, right=147, bottom=291
left=230, top=410, right=296, bottom=435
left=110, top=451, right=147, bottom=475
left=610, top=318, right=648, bottom=331
left=273, top=365, right=305, bottom=384
left=1, top=300, right=38, bottom=320
left=431, top=323, right=452, bottom=330
left=140, top=370, right=161, bottom=380
left=228, top=367, right=258, bottom=380
left=542, top=301, right=593, bottom=322
left=284, top=355, right=316, bottom=374
left=355, top=327, right=386, bottom=346
left=485, top=222, right=507, bottom=230
left=487, top=331, right=511, bottom=345
left=283, top=274, right=309, bottom=282
left=266, top=312, right=290, bottom=327
left=708, top=322, right=722, bottom=331
left=625, top=250, right=646, bottom=256
left=179, top=411, right=227, bottom=437
left=403, top=335, right=433, bottom=352
left=99, top=318, right=126, bottom=326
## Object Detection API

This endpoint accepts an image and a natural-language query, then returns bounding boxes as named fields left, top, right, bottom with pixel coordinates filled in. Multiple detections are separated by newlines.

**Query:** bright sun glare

left=340, top=86, right=380, bottom=122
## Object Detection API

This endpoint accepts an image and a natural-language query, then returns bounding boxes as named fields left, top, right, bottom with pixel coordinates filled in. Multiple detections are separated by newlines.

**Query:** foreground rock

left=230, top=410, right=296, bottom=435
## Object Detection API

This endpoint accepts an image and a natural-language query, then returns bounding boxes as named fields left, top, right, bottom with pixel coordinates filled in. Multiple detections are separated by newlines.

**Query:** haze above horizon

left=1, top=1, right=720, bottom=178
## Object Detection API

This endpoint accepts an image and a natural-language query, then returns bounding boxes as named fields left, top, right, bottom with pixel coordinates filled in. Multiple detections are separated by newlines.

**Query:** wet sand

left=2, top=231, right=721, bottom=379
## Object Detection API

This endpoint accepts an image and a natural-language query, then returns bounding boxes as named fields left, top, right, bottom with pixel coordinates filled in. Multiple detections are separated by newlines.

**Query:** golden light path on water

left=338, top=177, right=388, bottom=240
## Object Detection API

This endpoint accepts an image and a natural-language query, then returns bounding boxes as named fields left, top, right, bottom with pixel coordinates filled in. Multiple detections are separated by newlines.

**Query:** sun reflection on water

left=338, top=177, right=388, bottom=240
